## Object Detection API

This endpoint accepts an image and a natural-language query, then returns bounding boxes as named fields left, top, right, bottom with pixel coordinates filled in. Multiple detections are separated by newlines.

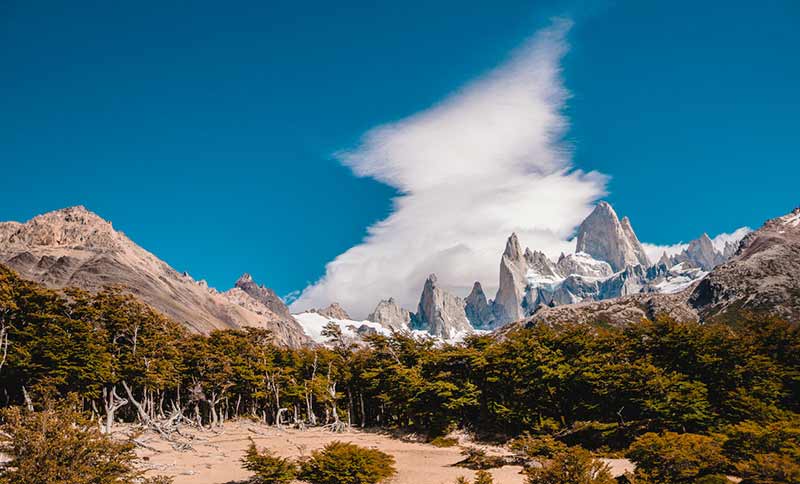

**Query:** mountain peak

left=575, top=201, right=650, bottom=271
left=311, top=302, right=351, bottom=320
left=503, top=233, right=523, bottom=260
left=236, top=273, right=254, bottom=285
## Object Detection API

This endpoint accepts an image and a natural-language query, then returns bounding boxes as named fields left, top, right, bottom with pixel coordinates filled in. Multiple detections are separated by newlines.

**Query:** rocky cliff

left=575, top=202, right=650, bottom=271
left=492, top=233, right=531, bottom=325
left=367, top=298, right=412, bottom=331
left=413, top=274, right=472, bottom=339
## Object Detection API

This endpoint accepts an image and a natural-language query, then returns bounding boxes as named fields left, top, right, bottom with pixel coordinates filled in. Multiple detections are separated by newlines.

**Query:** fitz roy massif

left=2, top=202, right=797, bottom=345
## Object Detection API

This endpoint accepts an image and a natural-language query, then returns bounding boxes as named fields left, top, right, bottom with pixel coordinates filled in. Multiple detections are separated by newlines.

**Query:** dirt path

left=134, top=421, right=632, bottom=484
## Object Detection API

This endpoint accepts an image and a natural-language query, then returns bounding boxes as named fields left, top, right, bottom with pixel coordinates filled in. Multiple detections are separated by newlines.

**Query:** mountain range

left=1, top=203, right=797, bottom=346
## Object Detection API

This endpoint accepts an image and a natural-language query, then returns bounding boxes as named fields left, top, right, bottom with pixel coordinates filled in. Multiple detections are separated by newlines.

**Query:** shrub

left=626, top=432, right=727, bottom=483
left=722, top=417, right=800, bottom=461
left=299, top=441, right=396, bottom=484
left=430, top=436, right=459, bottom=447
left=241, top=440, right=297, bottom=484
left=474, top=470, right=494, bottom=484
left=524, top=446, right=615, bottom=484
left=509, top=433, right=567, bottom=459
left=0, top=398, right=168, bottom=484
left=736, top=453, right=800, bottom=484
left=454, top=471, right=494, bottom=484
left=720, top=416, right=800, bottom=483
left=455, top=447, right=506, bottom=470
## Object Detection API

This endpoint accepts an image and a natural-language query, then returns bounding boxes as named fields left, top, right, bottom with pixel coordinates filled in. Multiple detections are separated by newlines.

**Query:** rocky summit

left=412, top=274, right=473, bottom=339
left=0, top=206, right=309, bottom=347
left=575, top=202, right=651, bottom=272
left=367, top=298, right=412, bottom=332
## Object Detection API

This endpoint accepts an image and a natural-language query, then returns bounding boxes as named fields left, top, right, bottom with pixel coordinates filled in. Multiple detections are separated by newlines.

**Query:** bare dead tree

left=102, top=385, right=128, bottom=434
left=323, top=362, right=347, bottom=432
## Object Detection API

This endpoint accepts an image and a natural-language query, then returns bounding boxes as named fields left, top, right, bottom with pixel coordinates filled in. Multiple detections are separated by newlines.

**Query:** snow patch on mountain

left=292, top=312, right=390, bottom=344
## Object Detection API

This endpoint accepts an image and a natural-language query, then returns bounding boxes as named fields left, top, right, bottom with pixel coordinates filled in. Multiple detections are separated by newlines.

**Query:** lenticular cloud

left=291, top=19, right=608, bottom=317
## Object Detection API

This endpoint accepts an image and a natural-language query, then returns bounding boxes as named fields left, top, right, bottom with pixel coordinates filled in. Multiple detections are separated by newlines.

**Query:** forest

left=0, top=264, right=798, bottom=482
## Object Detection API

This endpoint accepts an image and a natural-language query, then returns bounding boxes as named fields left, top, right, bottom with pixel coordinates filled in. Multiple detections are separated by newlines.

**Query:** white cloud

left=291, top=19, right=609, bottom=317
left=642, top=242, right=689, bottom=262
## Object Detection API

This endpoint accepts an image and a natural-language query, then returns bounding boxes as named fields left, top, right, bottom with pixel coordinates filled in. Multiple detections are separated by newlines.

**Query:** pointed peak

left=593, top=201, right=619, bottom=217
left=425, top=273, right=438, bottom=284
left=503, top=232, right=523, bottom=259
left=237, top=272, right=254, bottom=284
left=469, top=281, right=485, bottom=296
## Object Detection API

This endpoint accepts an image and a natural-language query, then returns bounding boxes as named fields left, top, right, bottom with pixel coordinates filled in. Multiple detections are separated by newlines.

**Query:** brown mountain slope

left=0, top=206, right=308, bottom=347
left=689, top=207, right=800, bottom=323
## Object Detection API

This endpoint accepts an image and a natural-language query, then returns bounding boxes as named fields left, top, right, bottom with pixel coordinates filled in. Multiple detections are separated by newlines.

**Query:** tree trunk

left=102, top=385, right=128, bottom=434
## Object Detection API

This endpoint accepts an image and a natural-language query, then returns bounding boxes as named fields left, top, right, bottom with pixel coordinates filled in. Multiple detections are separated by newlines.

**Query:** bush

left=454, top=471, right=494, bottom=484
left=455, top=447, right=506, bottom=470
left=241, top=440, right=297, bottom=484
left=0, top=399, right=168, bottom=484
left=626, top=432, right=727, bottom=483
left=474, top=470, right=494, bottom=484
left=509, top=433, right=567, bottom=459
left=524, top=446, right=615, bottom=484
left=736, top=453, right=800, bottom=484
left=430, top=436, right=459, bottom=447
left=299, top=441, right=396, bottom=484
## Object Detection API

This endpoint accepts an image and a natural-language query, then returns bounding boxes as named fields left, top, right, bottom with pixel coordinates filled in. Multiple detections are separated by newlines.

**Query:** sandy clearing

left=133, top=421, right=632, bottom=484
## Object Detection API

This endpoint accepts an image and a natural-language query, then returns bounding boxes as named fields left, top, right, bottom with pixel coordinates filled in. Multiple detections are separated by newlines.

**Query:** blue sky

left=2, top=1, right=798, bottom=312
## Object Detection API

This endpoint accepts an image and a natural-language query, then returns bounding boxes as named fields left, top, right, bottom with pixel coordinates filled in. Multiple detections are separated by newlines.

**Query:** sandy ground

left=133, top=421, right=632, bottom=484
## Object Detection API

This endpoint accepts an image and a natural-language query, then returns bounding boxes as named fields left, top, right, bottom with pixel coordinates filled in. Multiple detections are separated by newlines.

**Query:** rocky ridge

left=506, top=207, right=800, bottom=330
left=0, top=206, right=309, bottom=347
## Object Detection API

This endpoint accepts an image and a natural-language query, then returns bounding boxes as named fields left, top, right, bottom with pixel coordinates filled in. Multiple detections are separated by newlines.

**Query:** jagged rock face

left=689, top=208, right=800, bottom=323
left=575, top=202, right=651, bottom=272
left=413, top=274, right=472, bottom=339
left=669, top=234, right=726, bottom=271
left=501, top=207, right=800, bottom=331
left=556, top=252, right=613, bottom=278
left=0, top=207, right=309, bottom=347
left=525, top=249, right=561, bottom=280
left=722, top=241, right=738, bottom=259
left=309, top=302, right=351, bottom=320
left=493, top=233, right=528, bottom=325
left=367, top=298, right=412, bottom=331
left=465, top=282, right=496, bottom=329
left=234, top=273, right=294, bottom=320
